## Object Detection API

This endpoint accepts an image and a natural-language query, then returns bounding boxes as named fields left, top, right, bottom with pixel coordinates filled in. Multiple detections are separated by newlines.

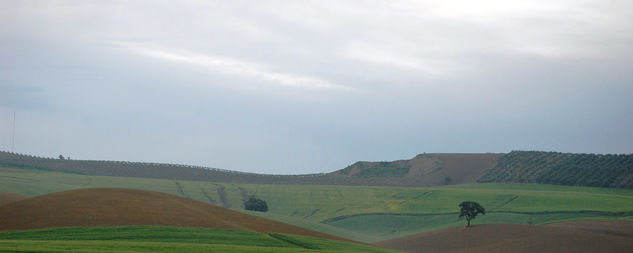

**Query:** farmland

left=0, top=226, right=397, bottom=253
left=375, top=220, right=633, bottom=253
left=0, top=151, right=502, bottom=187
left=0, top=190, right=26, bottom=205
left=1, top=166, right=632, bottom=242
left=479, top=151, right=633, bottom=188
left=3, top=150, right=632, bottom=188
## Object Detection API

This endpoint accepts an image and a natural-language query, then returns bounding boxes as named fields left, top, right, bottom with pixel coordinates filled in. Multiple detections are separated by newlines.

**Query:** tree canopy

left=459, top=201, right=485, bottom=227
left=244, top=197, right=268, bottom=212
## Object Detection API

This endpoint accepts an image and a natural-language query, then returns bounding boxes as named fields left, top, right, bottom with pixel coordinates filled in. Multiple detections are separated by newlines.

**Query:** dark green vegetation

left=459, top=201, right=486, bottom=227
left=0, top=226, right=398, bottom=253
left=479, top=151, right=633, bottom=188
left=339, top=161, right=411, bottom=178
left=244, top=196, right=269, bottom=212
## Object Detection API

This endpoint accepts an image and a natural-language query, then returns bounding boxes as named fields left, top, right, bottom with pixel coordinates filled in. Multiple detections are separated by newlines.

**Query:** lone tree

left=244, top=197, right=268, bottom=212
left=459, top=201, right=485, bottom=227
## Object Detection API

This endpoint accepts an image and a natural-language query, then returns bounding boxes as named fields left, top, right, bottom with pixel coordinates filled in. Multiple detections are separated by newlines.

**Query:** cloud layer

left=1, top=0, right=632, bottom=173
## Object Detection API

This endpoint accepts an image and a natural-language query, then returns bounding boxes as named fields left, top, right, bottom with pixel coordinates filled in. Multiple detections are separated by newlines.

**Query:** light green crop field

left=0, top=226, right=398, bottom=253
left=1, top=166, right=633, bottom=242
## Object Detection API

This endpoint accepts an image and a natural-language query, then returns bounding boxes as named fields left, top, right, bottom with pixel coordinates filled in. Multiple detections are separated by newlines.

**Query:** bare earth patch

left=0, top=191, right=27, bottom=206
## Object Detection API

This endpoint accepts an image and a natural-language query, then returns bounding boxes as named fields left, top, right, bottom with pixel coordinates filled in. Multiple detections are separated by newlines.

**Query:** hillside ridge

left=2, top=150, right=632, bottom=188
left=0, top=150, right=500, bottom=187
left=479, top=151, right=633, bottom=188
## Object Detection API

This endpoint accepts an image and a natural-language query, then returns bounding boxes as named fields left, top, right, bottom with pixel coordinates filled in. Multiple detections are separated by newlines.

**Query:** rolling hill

left=1, top=165, right=632, bottom=242
left=335, top=153, right=501, bottom=186
left=479, top=151, right=633, bottom=188
left=2, top=150, right=632, bottom=188
left=2, top=151, right=501, bottom=187
left=0, top=187, right=346, bottom=242
left=375, top=220, right=633, bottom=253
left=0, top=151, right=501, bottom=187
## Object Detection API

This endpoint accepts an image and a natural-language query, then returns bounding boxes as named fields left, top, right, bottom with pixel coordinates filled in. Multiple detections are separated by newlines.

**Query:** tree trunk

left=467, top=218, right=471, bottom=227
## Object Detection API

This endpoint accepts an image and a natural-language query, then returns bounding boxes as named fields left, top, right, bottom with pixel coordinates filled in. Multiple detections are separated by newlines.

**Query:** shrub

left=244, top=197, right=268, bottom=212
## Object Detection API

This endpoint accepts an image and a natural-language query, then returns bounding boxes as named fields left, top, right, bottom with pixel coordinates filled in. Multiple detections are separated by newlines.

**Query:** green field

left=2, top=166, right=633, bottom=242
left=0, top=226, right=397, bottom=253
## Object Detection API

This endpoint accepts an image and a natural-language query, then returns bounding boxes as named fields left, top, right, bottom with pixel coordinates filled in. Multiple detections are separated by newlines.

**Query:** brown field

left=0, top=188, right=350, bottom=242
left=374, top=221, right=633, bottom=253
left=0, top=190, right=27, bottom=206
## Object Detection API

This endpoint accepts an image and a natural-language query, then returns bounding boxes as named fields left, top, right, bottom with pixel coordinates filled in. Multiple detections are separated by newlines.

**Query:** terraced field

left=2, top=166, right=632, bottom=242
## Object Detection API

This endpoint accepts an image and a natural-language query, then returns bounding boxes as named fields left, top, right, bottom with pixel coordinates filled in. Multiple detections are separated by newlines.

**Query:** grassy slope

left=1, top=166, right=632, bottom=242
left=0, top=226, right=291, bottom=247
left=0, top=226, right=398, bottom=253
left=0, top=226, right=392, bottom=252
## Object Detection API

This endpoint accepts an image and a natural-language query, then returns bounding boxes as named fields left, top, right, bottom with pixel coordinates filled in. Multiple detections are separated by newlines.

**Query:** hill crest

left=2, top=150, right=632, bottom=188
left=0, top=188, right=348, bottom=242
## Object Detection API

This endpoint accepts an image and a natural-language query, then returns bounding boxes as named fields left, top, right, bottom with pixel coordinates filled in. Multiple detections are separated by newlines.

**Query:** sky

left=0, top=0, right=632, bottom=174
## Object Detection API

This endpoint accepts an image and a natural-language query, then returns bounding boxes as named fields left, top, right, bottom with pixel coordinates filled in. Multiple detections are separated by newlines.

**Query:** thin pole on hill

left=11, top=111, right=15, bottom=152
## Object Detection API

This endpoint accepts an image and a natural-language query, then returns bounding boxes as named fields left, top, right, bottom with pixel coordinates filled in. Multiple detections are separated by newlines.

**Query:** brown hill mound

left=0, top=191, right=27, bottom=206
left=374, top=222, right=633, bottom=253
left=0, top=188, right=348, bottom=242
left=336, top=153, right=502, bottom=186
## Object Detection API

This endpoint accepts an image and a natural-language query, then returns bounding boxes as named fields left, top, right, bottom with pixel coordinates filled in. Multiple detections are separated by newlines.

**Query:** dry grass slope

left=0, top=188, right=350, bottom=242
left=336, top=153, right=502, bottom=186
left=374, top=221, right=633, bottom=253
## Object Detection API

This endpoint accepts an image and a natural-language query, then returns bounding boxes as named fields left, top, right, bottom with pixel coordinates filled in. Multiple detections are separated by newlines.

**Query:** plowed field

left=0, top=188, right=349, bottom=242
left=375, top=221, right=633, bottom=253
left=0, top=191, right=27, bottom=206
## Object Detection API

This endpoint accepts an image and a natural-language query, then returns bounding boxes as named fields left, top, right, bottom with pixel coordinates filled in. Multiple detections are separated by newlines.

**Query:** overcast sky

left=1, top=0, right=632, bottom=174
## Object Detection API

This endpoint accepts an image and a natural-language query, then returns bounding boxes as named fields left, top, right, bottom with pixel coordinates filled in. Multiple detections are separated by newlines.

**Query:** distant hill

left=0, top=188, right=348, bottom=242
left=0, top=151, right=501, bottom=187
left=478, top=151, right=633, bottom=188
left=333, top=153, right=502, bottom=186
left=375, top=221, right=633, bottom=253
left=2, top=150, right=632, bottom=188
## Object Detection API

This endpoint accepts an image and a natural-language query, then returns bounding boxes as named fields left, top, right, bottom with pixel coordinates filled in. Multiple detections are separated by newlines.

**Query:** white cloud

left=341, top=40, right=467, bottom=78
left=114, top=42, right=346, bottom=90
